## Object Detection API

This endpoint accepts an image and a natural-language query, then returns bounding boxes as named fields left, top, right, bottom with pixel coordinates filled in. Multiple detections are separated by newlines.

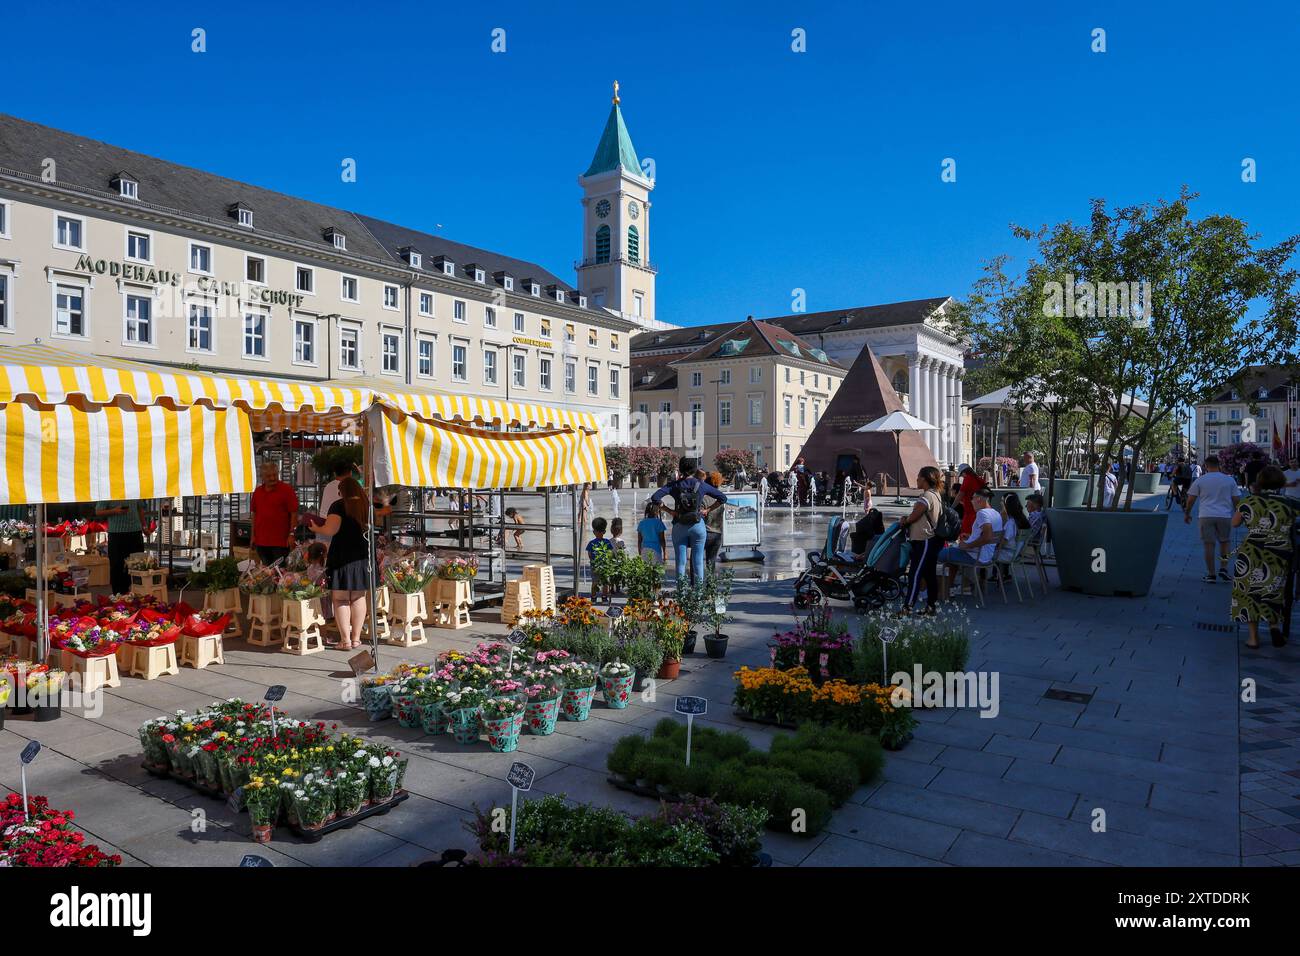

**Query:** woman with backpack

left=900, top=466, right=947, bottom=615
left=650, top=456, right=728, bottom=587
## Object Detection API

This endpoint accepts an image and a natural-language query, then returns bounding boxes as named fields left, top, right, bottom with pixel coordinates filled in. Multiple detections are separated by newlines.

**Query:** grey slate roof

left=0, top=112, right=599, bottom=312
left=631, top=297, right=950, bottom=354
left=1207, top=365, right=1300, bottom=403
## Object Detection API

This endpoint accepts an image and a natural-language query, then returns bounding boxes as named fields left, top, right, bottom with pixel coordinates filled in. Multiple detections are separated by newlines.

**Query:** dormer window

left=1258, top=386, right=1269, bottom=399
left=401, top=247, right=422, bottom=269
left=112, top=173, right=138, bottom=200
left=475, top=269, right=485, bottom=283
left=228, top=203, right=253, bottom=228
left=526, top=280, right=541, bottom=297
left=547, top=284, right=565, bottom=303
left=578, top=295, right=587, bottom=308
left=493, top=271, right=514, bottom=291
left=325, top=228, right=346, bottom=251
left=434, top=256, right=456, bottom=277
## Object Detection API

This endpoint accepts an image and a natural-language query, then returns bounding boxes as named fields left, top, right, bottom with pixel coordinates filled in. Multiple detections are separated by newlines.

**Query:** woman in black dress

left=309, top=477, right=372, bottom=651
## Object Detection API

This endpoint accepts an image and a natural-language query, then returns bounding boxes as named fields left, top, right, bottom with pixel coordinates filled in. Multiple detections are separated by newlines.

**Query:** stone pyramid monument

left=798, top=348, right=937, bottom=488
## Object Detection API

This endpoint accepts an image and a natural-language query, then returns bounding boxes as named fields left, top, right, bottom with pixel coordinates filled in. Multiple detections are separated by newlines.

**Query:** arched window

left=891, top=370, right=908, bottom=396
left=595, top=225, right=611, bottom=264
left=627, top=225, right=640, bottom=264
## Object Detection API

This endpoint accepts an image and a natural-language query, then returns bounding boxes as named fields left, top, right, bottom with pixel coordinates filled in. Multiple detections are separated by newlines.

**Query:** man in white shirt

left=938, top=487, right=1002, bottom=598
left=1184, top=454, right=1240, bottom=583
left=1283, top=456, right=1300, bottom=499
left=1019, top=452, right=1041, bottom=490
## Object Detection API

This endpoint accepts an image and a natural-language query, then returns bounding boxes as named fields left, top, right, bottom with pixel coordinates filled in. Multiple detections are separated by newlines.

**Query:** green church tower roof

left=584, top=82, right=643, bottom=178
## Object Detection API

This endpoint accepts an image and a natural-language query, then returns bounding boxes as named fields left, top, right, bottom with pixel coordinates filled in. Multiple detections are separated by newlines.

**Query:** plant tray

left=141, top=762, right=408, bottom=841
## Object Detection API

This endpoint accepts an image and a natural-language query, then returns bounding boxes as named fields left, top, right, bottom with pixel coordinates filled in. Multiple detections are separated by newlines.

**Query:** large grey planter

left=1131, top=472, right=1160, bottom=495
left=1046, top=507, right=1168, bottom=597
left=994, top=487, right=1037, bottom=508
left=1048, top=478, right=1087, bottom=509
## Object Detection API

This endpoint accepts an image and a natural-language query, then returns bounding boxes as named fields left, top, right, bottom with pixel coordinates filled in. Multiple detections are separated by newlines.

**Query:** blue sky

left=5, top=0, right=1296, bottom=327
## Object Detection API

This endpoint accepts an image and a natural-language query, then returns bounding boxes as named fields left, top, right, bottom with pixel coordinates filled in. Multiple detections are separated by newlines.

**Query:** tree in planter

left=1218, top=441, right=1268, bottom=482
left=700, top=569, right=735, bottom=639
left=948, top=190, right=1300, bottom=510
left=603, top=445, right=631, bottom=486
left=714, top=448, right=756, bottom=484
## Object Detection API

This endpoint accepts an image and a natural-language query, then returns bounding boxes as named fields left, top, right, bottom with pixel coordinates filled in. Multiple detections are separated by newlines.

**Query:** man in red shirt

left=251, top=461, right=299, bottom=565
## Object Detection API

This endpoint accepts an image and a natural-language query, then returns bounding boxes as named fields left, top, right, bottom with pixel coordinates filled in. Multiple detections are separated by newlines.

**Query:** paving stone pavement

left=3, top=488, right=1293, bottom=866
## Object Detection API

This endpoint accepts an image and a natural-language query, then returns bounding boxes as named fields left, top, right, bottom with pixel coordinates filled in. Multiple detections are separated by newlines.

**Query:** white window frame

left=474, top=268, right=485, bottom=284
left=122, top=290, right=155, bottom=347
left=380, top=327, right=402, bottom=376
left=483, top=348, right=498, bottom=385
left=0, top=272, right=12, bottom=332
left=125, top=227, right=153, bottom=264
left=237, top=208, right=253, bottom=228
left=409, top=251, right=422, bottom=269
left=587, top=363, right=599, bottom=396
left=417, top=334, right=437, bottom=379
left=784, top=397, right=791, bottom=426
left=748, top=395, right=762, bottom=426
left=484, top=306, right=497, bottom=329
left=186, top=300, right=215, bottom=354
left=633, top=291, right=644, bottom=318
left=565, top=360, right=577, bottom=393
left=719, top=399, right=732, bottom=428
left=750, top=366, right=761, bottom=384
left=442, top=260, right=456, bottom=277
left=54, top=213, right=87, bottom=252
left=452, top=342, right=468, bottom=382
left=513, top=311, right=525, bottom=333
left=338, top=324, right=361, bottom=371
left=512, top=350, right=526, bottom=389
left=419, top=292, right=434, bottom=317
left=245, top=254, right=267, bottom=285
left=242, top=308, right=269, bottom=360
left=539, top=354, right=553, bottom=391
left=52, top=281, right=88, bottom=339
left=188, top=240, right=213, bottom=276
left=295, top=265, right=315, bottom=295
left=691, top=372, right=702, bottom=388
left=293, top=315, right=318, bottom=366
left=0, top=199, right=12, bottom=239
left=454, top=299, right=467, bottom=323
left=341, top=274, right=359, bottom=303
left=504, top=276, right=514, bottom=291
left=332, top=232, right=347, bottom=251
left=609, top=366, right=620, bottom=399
left=383, top=284, right=400, bottom=311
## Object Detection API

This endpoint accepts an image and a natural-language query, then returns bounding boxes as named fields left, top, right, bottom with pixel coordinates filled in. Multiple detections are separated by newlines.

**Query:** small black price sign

left=606, top=604, right=623, bottom=619
left=674, top=696, right=707, bottom=716
left=226, top=786, right=244, bottom=813
left=239, top=854, right=274, bottom=868
left=20, top=741, right=41, bottom=764
left=507, top=761, right=535, bottom=792
left=264, top=685, right=287, bottom=702
left=507, top=629, right=527, bottom=646
left=879, top=627, right=898, bottom=645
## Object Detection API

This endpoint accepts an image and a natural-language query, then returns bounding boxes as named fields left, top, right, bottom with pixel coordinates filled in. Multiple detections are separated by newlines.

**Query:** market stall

left=0, top=344, right=605, bottom=673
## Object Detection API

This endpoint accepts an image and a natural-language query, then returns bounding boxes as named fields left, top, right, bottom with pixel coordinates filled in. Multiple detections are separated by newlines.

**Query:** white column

left=907, top=354, right=921, bottom=416
left=936, top=365, right=949, bottom=465
left=954, top=370, right=965, bottom=466
left=943, top=365, right=956, bottom=465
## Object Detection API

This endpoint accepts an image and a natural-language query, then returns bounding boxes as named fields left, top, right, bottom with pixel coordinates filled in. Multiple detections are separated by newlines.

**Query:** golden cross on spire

left=612, top=80, right=620, bottom=105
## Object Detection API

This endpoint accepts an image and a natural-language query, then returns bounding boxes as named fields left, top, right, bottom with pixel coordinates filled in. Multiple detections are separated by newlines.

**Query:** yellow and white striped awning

left=1, top=402, right=253, bottom=504
left=373, top=406, right=606, bottom=490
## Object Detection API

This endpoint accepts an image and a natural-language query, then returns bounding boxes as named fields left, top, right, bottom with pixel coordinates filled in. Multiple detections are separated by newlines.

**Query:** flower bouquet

left=0, top=793, right=121, bottom=867
left=443, top=687, right=487, bottom=745
left=385, top=555, right=437, bottom=594
left=365, top=752, right=402, bottom=804
left=125, top=553, right=160, bottom=572
left=61, top=624, right=120, bottom=657
left=599, top=659, right=635, bottom=709
left=435, top=555, right=479, bottom=581
left=481, top=696, right=526, bottom=752
left=521, top=675, right=564, bottom=736
left=359, top=674, right=395, bottom=721
left=388, top=675, right=426, bottom=729
left=239, top=564, right=280, bottom=596
left=558, top=660, right=599, bottom=721
left=278, top=573, right=324, bottom=602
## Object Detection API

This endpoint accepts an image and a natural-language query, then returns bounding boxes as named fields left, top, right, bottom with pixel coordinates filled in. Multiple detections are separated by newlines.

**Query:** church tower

left=577, top=82, right=658, bottom=328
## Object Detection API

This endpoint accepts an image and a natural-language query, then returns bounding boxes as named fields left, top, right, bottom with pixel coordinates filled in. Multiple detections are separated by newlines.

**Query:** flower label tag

left=239, top=853, right=274, bottom=867
left=348, top=649, right=376, bottom=675
left=507, top=629, right=527, bottom=646
left=606, top=605, right=623, bottom=618
left=20, top=741, right=40, bottom=764
left=879, top=627, right=898, bottom=645
left=263, top=685, right=286, bottom=702
left=507, top=761, right=535, bottom=792
left=227, top=786, right=244, bottom=813
left=674, top=696, right=707, bottom=716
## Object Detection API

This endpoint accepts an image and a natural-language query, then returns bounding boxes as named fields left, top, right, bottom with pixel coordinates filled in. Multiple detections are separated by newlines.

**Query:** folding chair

left=1023, top=524, right=1051, bottom=592
left=997, top=530, right=1037, bottom=602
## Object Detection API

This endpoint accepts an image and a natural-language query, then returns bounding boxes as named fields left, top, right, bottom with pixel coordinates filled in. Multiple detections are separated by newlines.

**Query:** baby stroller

left=792, top=519, right=910, bottom=611
left=766, top=471, right=791, bottom=505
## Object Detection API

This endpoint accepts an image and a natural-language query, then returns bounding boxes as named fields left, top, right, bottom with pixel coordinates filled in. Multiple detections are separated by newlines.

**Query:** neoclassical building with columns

left=632, top=297, right=968, bottom=467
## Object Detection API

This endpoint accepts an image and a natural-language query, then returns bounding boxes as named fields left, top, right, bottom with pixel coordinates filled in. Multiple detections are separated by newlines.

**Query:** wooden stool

left=203, top=587, right=244, bottom=635
left=502, top=579, right=534, bottom=626
left=386, top=590, right=427, bottom=647
left=246, top=594, right=281, bottom=647
left=363, top=586, right=392, bottom=642
left=178, top=633, right=224, bottom=669
left=434, top=579, right=472, bottom=629
left=524, top=565, right=557, bottom=613
left=281, top=598, right=325, bottom=656
left=129, top=643, right=180, bottom=680
left=129, top=568, right=170, bottom=603
left=67, top=652, right=121, bottom=694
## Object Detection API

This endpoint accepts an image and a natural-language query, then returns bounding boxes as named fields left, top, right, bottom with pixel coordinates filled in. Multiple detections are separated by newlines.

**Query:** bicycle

left=1165, top=480, right=1187, bottom=511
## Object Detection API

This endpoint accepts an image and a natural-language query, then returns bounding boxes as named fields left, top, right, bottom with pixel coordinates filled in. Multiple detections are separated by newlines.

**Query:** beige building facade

left=0, top=108, right=638, bottom=432
left=1195, top=365, right=1299, bottom=459
left=631, top=317, right=845, bottom=472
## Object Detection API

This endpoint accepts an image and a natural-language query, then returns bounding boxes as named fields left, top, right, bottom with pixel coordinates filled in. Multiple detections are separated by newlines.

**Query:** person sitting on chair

left=938, top=487, right=1002, bottom=599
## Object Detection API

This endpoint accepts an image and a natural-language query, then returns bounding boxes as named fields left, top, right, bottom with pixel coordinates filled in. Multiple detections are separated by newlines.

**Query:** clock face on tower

left=627, top=200, right=640, bottom=220
left=595, top=199, right=610, bottom=219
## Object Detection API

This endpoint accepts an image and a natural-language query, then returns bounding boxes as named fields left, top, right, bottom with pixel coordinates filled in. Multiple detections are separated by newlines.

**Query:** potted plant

left=244, top=776, right=281, bottom=844
left=674, top=579, right=706, bottom=655
left=334, top=769, right=368, bottom=819
left=701, top=570, right=734, bottom=659
left=416, top=677, right=458, bottom=735
left=365, top=751, right=403, bottom=804
left=604, top=445, right=631, bottom=489
left=28, top=668, right=65, bottom=721
left=558, top=660, right=598, bottom=721
left=618, top=627, right=664, bottom=692
left=599, top=659, right=635, bottom=709
left=443, top=687, right=486, bottom=745
left=385, top=556, right=435, bottom=622
left=482, top=696, right=527, bottom=753
left=521, top=675, right=564, bottom=737
left=388, top=675, right=426, bottom=729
